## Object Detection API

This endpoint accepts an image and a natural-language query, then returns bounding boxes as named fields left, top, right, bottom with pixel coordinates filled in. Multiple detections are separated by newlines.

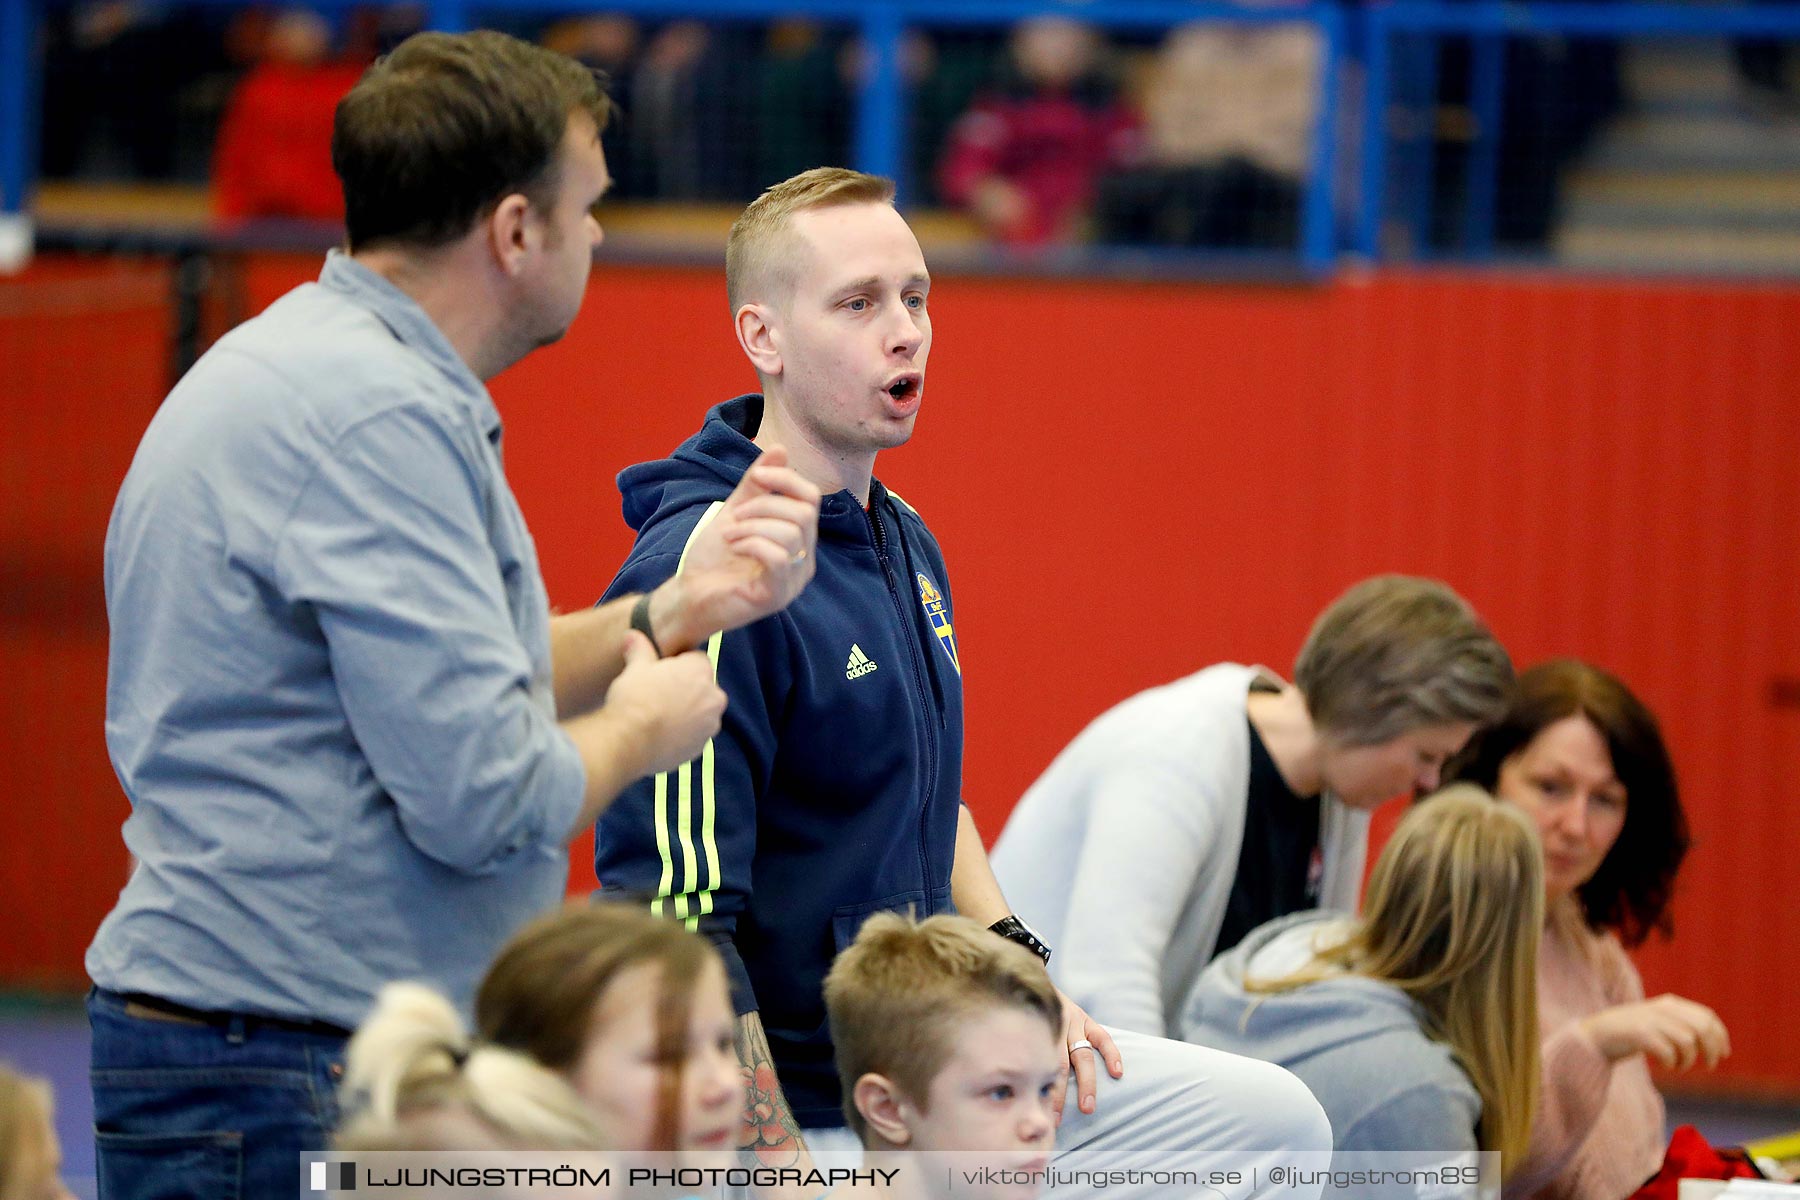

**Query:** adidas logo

left=846, top=644, right=879, bottom=680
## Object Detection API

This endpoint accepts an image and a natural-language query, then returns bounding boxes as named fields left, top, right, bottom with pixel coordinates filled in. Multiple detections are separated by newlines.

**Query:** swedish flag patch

left=916, top=572, right=960, bottom=675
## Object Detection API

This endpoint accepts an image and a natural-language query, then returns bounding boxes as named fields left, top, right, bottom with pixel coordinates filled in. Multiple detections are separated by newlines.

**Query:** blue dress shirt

left=87, top=252, right=586, bottom=1028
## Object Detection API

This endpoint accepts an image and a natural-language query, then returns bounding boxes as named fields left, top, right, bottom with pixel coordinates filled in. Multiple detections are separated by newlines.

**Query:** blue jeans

left=87, top=989, right=347, bottom=1200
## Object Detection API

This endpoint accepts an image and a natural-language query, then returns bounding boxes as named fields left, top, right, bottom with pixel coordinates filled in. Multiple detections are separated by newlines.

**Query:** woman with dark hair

left=1446, top=659, right=1729, bottom=1200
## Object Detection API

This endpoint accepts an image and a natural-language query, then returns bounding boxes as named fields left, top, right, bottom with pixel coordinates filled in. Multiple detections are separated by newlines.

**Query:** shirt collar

left=319, top=249, right=503, bottom=442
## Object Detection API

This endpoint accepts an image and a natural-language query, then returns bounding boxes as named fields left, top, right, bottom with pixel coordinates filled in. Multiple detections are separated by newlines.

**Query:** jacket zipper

left=866, top=499, right=939, bottom=896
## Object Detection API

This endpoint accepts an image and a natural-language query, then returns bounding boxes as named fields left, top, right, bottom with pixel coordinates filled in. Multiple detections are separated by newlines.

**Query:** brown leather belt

left=117, top=991, right=353, bottom=1040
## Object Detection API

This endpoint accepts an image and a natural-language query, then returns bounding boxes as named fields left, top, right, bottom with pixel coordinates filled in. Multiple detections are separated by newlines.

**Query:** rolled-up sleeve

left=273, top=402, right=585, bottom=874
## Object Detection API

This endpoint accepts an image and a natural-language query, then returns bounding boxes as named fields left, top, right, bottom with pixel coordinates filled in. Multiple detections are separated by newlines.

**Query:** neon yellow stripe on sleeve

left=648, top=500, right=726, bottom=930
left=698, top=627, right=725, bottom=919
left=650, top=772, right=672, bottom=917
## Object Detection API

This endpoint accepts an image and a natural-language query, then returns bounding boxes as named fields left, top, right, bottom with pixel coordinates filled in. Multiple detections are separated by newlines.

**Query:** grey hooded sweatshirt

left=1180, top=911, right=1483, bottom=1155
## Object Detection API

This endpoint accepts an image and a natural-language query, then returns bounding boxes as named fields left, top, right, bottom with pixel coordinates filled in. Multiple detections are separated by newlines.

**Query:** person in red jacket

left=937, top=17, right=1142, bottom=246
left=212, top=9, right=365, bottom=223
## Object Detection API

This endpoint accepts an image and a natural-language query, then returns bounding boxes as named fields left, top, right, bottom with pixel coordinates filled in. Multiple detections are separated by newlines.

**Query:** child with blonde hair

left=335, top=981, right=607, bottom=1153
left=824, top=913, right=1064, bottom=1199
left=0, top=1065, right=75, bottom=1200
left=1183, top=786, right=1542, bottom=1176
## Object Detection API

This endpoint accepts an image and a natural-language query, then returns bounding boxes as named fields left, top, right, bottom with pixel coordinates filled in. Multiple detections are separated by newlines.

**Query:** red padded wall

left=1, top=260, right=169, bottom=983
left=5, top=254, right=1796, bottom=1095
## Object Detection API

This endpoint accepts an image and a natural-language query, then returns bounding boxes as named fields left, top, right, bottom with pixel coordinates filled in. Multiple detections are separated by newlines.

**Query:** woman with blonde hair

left=334, top=981, right=606, bottom=1153
left=1181, top=787, right=1543, bottom=1171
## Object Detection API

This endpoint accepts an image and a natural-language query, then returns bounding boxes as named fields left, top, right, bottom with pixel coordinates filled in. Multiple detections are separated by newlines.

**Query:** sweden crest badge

left=916, top=572, right=960, bottom=675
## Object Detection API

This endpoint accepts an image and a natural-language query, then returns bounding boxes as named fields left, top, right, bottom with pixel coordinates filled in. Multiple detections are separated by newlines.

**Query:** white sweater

left=990, top=663, right=1370, bottom=1039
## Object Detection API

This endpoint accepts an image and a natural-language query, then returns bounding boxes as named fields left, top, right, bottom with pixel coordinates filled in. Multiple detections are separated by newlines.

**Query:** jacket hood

left=1182, top=911, right=1431, bottom=1062
left=596, top=391, right=966, bottom=1126
left=619, top=395, right=764, bottom=535
left=618, top=393, right=898, bottom=549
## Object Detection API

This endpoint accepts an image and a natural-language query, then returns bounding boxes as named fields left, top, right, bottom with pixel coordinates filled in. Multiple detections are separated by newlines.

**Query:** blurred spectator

left=542, top=12, right=637, bottom=73
left=41, top=2, right=234, bottom=181
left=631, top=21, right=711, bottom=199
left=1491, top=37, right=1619, bottom=247
left=341, top=3, right=428, bottom=61
left=335, top=983, right=608, bottom=1154
left=0, top=1064, right=76, bottom=1200
left=211, top=9, right=366, bottom=222
left=1095, top=20, right=1317, bottom=250
left=902, top=31, right=1005, bottom=206
left=938, top=18, right=1143, bottom=245
left=757, top=20, right=851, bottom=192
left=542, top=14, right=645, bottom=197
left=1733, top=25, right=1799, bottom=116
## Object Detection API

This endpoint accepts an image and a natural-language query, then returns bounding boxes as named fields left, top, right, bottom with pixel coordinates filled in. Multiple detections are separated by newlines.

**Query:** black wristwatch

left=629, top=592, right=664, bottom=658
left=989, top=915, right=1052, bottom=966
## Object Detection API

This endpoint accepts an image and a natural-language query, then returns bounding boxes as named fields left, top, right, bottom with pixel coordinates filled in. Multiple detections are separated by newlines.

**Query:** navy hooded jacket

left=594, top=395, right=965, bottom=1127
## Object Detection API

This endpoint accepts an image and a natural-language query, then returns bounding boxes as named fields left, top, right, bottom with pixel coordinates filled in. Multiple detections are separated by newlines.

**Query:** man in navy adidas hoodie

left=596, top=168, right=1332, bottom=1190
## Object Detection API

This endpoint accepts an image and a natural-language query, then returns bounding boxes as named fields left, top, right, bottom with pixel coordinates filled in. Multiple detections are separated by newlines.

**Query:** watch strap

left=629, top=592, right=663, bottom=658
left=988, top=914, right=1052, bottom=966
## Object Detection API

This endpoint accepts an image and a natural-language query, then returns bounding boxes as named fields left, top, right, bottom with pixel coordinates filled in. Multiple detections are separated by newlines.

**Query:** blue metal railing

left=2, top=0, right=1347, bottom=273
left=2, top=0, right=34, bottom=222
left=6, top=0, right=1800, bottom=274
left=1357, top=2, right=1800, bottom=261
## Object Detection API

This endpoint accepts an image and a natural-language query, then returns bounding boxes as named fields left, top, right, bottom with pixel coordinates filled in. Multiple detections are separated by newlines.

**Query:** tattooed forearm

left=735, top=1011, right=812, bottom=1171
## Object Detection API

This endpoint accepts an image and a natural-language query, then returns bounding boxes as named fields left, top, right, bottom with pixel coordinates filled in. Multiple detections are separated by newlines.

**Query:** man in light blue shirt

left=86, top=30, right=822, bottom=1200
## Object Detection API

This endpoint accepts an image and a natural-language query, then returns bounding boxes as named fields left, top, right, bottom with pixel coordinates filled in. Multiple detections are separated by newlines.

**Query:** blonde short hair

left=1294, top=575, right=1514, bottom=745
left=335, top=982, right=606, bottom=1153
left=725, top=167, right=897, bottom=312
left=824, top=913, right=1061, bottom=1143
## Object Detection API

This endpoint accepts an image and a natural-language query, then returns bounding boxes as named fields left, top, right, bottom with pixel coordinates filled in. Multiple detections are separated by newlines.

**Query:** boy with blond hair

left=825, top=913, right=1063, bottom=1198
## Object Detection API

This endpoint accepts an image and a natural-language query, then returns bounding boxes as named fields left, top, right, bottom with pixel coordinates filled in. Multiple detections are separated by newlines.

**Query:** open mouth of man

left=884, top=374, right=923, bottom=409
